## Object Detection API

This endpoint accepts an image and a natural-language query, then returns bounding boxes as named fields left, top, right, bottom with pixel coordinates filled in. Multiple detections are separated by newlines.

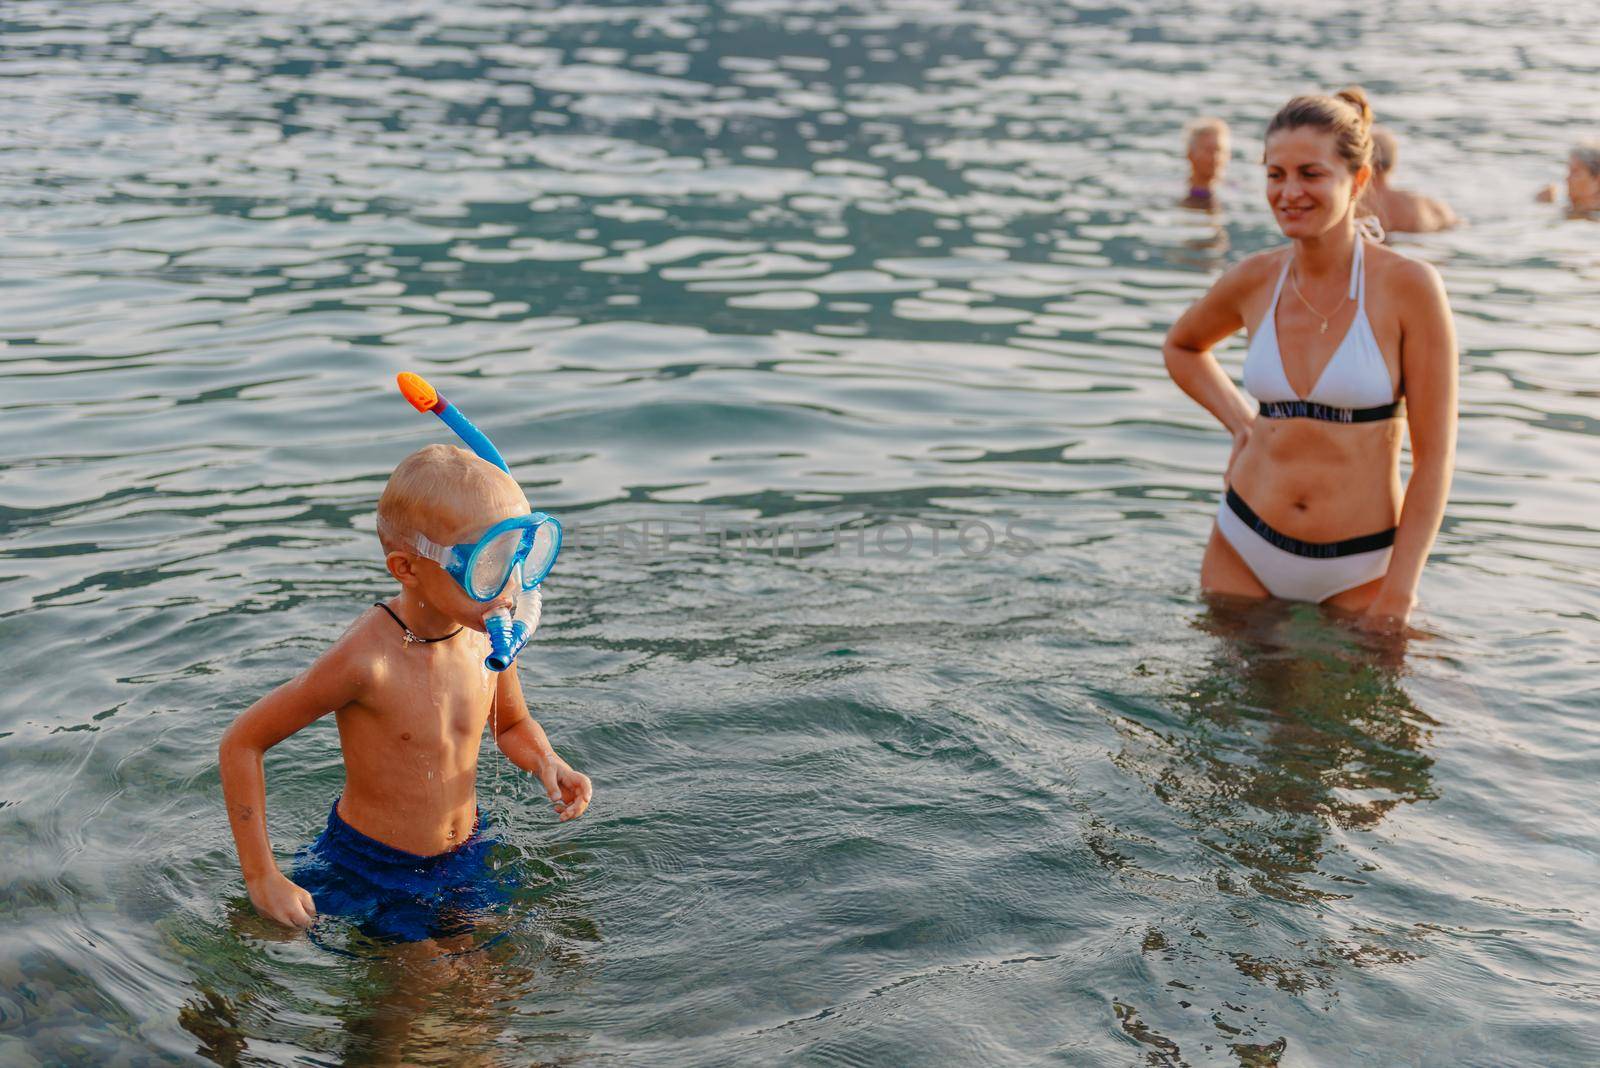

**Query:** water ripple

left=2, top=0, right=1598, bottom=1065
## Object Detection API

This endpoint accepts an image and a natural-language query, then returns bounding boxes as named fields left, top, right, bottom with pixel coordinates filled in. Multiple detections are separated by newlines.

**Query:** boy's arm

left=492, top=668, right=591, bottom=822
left=218, top=637, right=368, bottom=927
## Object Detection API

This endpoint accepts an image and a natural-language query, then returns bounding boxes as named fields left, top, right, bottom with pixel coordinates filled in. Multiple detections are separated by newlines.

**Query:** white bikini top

left=1242, top=239, right=1402, bottom=423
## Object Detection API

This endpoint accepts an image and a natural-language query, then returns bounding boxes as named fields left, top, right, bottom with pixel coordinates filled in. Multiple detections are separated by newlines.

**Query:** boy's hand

left=538, top=759, right=592, bottom=822
left=246, top=870, right=318, bottom=929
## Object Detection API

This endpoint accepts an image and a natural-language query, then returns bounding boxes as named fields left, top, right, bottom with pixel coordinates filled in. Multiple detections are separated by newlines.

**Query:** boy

left=219, top=443, right=591, bottom=934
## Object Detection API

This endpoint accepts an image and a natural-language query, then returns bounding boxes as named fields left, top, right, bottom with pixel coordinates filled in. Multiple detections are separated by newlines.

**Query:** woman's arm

left=1366, top=260, right=1458, bottom=630
left=218, top=638, right=366, bottom=925
left=1162, top=254, right=1265, bottom=438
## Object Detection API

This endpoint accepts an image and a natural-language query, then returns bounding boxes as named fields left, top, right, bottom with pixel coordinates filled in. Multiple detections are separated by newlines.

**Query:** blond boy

left=219, top=444, right=590, bottom=935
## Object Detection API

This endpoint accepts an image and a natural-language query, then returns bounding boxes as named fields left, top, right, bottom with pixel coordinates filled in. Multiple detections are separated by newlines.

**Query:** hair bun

left=1334, top=85, right=1374, bottom=132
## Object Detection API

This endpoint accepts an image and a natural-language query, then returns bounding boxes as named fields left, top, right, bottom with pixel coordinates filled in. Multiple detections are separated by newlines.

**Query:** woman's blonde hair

left=1264, top=86, right=1375, bottom=174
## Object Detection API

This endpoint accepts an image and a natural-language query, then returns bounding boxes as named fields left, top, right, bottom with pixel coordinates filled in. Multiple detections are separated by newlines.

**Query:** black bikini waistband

left=1258, top=399, right=1402, bottom=423
left=1225, top=488, right=1396, bottom=559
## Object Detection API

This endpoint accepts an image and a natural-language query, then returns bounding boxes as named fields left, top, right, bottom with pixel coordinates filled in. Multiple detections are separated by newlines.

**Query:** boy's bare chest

left=385, top=693, right=489, bottom=748
left=355, top=647, right=498, bottom=753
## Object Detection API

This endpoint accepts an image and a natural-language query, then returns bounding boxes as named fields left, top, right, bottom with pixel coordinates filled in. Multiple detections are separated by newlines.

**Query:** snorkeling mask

left=406, top=514, right=561, bottom=603
left=395, top=372, right=561, bottom=672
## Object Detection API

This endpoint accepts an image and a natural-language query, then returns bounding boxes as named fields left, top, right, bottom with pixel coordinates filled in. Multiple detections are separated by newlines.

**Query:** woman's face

left=1264, top=126, right=1367, bottom=239
left=1567, top=153, right=1600, bottom=211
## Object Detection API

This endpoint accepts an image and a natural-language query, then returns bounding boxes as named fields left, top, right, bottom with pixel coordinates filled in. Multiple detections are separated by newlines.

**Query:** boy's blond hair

left=377, top=444, right=523, bottom=552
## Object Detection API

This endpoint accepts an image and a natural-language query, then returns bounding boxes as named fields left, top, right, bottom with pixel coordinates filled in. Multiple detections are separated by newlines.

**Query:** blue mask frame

left=411, top=513, right=563, bottom=602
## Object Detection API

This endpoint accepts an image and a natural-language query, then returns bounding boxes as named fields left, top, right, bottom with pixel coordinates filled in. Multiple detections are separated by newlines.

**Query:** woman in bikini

left=1163, top=87, right=1457, bottom=632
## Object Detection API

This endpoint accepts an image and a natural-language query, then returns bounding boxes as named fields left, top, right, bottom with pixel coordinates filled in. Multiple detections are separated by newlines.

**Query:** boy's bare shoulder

left=306, top=606, right=391, bottom=690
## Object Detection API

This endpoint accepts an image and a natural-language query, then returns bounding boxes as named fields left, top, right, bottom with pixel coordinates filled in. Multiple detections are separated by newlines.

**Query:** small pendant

left=1319, top=322, right=1328, bottom=334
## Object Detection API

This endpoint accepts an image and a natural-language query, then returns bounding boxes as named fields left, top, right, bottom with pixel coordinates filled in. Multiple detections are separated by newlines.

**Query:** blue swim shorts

left=293, top=799, right=515, bottom=943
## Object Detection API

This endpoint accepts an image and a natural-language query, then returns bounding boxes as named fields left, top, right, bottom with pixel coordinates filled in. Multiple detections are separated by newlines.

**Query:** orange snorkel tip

left=397, top=371, right=443, bottom=414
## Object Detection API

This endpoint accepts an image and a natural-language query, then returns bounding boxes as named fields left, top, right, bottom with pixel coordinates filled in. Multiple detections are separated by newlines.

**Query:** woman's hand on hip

left=1224, top=416, right=1255, bottom=484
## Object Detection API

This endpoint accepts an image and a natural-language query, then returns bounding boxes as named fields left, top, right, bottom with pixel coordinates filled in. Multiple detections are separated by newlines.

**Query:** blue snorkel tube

left=398, top=371, right=511, bottom=475
left=397, top=372, right=549, bottom=673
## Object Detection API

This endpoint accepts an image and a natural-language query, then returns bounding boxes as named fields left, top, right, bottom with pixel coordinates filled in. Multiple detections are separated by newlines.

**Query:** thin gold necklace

left=1288, top=258, right=1350, bottom=334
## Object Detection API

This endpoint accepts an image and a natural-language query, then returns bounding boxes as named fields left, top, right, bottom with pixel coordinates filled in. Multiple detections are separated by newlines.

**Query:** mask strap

left=411, top=531, right=456, bottom=569
left=376, top=515, right=456, bottom=569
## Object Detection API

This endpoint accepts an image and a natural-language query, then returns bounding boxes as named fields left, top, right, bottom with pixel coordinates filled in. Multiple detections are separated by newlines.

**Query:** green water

left=2, top=2, right=1598, bottom=1065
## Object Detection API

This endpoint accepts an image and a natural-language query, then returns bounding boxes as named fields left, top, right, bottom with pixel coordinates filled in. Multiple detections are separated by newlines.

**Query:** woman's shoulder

left=1231, top=246, right=1291, bottom=278
left=1366, top=242, right=1446, bottom=303
left=1215, top=246, right=1289, bottom=294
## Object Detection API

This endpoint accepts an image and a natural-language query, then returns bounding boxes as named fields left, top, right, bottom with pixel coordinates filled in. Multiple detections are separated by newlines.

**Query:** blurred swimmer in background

left=1183, top=117, right=1231, bottom=210
left=1536, top=141, right=1600, bottom=217
left=1360, top=127, right=1459, bottom=234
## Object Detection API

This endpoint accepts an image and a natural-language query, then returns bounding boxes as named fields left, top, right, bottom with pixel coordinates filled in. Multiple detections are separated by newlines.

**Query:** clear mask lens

left=522, top=523, right=559, bottom=588
left=469, top=526, right=526, bottom=599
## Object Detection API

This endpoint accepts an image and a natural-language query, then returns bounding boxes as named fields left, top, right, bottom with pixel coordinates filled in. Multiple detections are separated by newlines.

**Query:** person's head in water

left=1370, top=126, right=1398, bottom=184
left=1262, top=86, right=1373, bottom=240
left=1565, top=142, right=1600, bottom=213
left=1185, top=117, right=1231, bottom=200
left=1359, top=124, right=1459, bottom=233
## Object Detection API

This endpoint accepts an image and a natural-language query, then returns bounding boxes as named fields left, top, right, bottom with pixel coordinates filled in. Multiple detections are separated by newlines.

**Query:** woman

left=1536, top=142, right=1600, bottom=216
left=1163, top=88, right=1457, bottom=632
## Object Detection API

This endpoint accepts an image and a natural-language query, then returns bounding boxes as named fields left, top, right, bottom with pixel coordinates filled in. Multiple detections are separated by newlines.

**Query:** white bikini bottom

left=1215, top=488, right=1394, bottom=604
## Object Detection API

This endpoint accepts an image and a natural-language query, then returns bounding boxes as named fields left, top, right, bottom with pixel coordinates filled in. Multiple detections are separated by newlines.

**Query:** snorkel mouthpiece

left=483, top=583, right=541, bottom=673
left=482, top=610, right=521, bottom=673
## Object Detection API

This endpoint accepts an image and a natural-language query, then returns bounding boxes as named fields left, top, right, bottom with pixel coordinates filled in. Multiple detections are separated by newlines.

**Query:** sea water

left=1, top=1, right=1597, bottom=1064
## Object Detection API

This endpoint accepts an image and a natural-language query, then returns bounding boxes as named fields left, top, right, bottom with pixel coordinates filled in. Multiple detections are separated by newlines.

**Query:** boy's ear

left=386, top=550, right=422, bottom=588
